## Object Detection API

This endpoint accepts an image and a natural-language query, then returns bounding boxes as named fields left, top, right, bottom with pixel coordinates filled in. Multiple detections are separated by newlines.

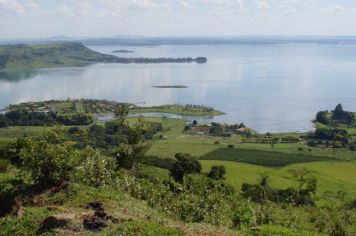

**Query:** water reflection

left=0, top=69, right=39, bottom=81
left=97, top=113, right=215, bottom=123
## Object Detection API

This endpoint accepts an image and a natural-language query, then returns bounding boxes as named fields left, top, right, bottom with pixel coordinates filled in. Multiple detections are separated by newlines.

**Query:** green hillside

left=0, top=42, right=117, bottom=69
left=0, top=42, right=207, bottom=70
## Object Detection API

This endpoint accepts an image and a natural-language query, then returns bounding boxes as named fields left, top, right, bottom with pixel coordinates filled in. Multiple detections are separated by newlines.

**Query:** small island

left=152, top=85, right=188, bottom=89
left=112, top=50, right=134, bottom=53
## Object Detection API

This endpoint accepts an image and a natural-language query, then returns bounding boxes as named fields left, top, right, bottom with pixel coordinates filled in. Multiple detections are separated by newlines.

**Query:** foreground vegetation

left=0, top=102, right=356, bottom=235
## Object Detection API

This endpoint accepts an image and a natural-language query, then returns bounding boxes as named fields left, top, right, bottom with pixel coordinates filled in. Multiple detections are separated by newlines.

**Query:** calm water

left=1, top=44, right=356, bottom=133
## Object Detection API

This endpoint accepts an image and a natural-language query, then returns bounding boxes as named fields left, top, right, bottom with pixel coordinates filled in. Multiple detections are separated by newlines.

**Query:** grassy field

left=1, top=117, right=355, bottom=166
left=201, top=160, right=356, bottom=204
left=0, top=126, right=49, bottom=139
left=148, top=135, right=356, bottom=164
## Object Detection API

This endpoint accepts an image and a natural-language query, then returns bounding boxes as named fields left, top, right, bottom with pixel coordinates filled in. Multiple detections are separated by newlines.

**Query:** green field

left=201, top=160, right=356, bottom=203
left=1, top=114, right=356, bottom=235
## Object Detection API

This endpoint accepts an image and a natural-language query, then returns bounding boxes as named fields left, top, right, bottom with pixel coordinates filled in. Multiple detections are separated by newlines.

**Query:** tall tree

left=114, top=104, right=129, bottom=125
left=115, top=116, right=151, bottom=178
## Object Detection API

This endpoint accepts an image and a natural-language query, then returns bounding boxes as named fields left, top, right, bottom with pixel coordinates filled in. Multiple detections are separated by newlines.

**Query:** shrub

left=0, top=159, right=10, bottom=173
left=170, top=153, right=201, bottom=182
left=76, top=147, right=116, bottom=187
left=232, top=201, right=253, bottom=228
left=227, top=144, right=234, bottom=148
left=19, top=130, right=81, bottom=187
left=142, top=155, right=175, bottom=170
left=333, top=141, right=344, bottom=149
left=214, top=141, right=220, bottom=145
left=207, top=165, right=226, bottom=180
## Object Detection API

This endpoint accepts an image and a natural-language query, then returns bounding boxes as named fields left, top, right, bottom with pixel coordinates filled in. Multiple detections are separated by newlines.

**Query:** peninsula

left=0, top=42, right=207, bottom=70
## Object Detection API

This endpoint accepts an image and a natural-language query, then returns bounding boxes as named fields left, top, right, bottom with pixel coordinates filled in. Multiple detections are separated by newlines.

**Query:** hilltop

left=0, top=42, right=207, bottom=70
left=0, top=42, right=117, bottom=69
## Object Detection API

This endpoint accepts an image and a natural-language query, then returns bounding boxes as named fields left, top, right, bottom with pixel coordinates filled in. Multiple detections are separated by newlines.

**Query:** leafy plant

left=170, top=153, right=201, bottom=182
left=19, top=128, right=80, bottom=187
left=207, top=165, right=226, bottom=180
left=76, top=147, right=116, bottom=187
left=0, top=159, right=10, bottom=173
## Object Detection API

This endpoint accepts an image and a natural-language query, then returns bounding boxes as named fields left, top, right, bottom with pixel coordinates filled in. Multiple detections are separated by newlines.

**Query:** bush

left=142, top=156, right=175, bottom=170
left=227, top=144, right=234, bottom=148
left=232, top=201, right=253, bottom=228
left=75, top=147, right=116, bottom=187
left=20, top=130, right=81, bottom=187
left=170, top=153, right=201, bottom=182
left=0, top=159, right=10, bottom=173
left=214, top=141, right=220, bottom=145
left=207, top=165, right=226, bottom=180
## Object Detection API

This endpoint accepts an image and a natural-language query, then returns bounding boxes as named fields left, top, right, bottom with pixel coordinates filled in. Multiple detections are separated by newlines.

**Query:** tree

left=115, top=116, right=151, bottom=178
left=241, top=175, right=271, bottom=204
left=316, top=111, right=328, bottom=124
left=170, top=153, right=201, bottom=182
left=332, top=103, right=348, bottom=121
left=114, top=104, right=129, bottom=125
left=346, top=113, right=355, bottom=126
left=287, top=167, right=316, bottom=193
left=287, top=167, right=317, bottom=206
left=207, top=165, right=226, bottom=180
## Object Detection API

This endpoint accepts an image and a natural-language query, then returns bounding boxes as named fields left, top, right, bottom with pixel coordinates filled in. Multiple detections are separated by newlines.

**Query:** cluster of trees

left=333, top=104, right=355, bottom=124
left=181, top=104, right=214, bottom=112
left=209, top=123, right=231, bottom=137
left=67, top=120, right=162, bottom=152
left=0, top=110, right=93, bottom=128
left=242, top=168, right=317, bottom=206
left=316, top=104, right=355, bottom=126
left=309, top=127, right=349, bottom=148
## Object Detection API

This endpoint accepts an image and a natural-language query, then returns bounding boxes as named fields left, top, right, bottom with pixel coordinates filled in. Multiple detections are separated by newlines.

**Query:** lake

left=1, top=43, right=356, bottom=133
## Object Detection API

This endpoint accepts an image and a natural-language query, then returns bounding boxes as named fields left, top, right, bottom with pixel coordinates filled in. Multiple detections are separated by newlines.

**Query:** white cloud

left=198, top=0, right=244, bottom=9
left=284, top=8, right=297, bottom=17
left=255, top=0, right=270, bottom=9
left=180, top=0, right=192, bottom=8
left=323, top=4, right=345, bottom=13
left=0, top=0, right=24, bottom=14
left=99, top=0, right=170, bottom=11
left=24, top=0, right=38, bottom=9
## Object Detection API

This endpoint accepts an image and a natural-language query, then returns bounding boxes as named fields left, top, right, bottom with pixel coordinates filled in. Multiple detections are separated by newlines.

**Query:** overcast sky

left=1, top=0, right=356, bottom=39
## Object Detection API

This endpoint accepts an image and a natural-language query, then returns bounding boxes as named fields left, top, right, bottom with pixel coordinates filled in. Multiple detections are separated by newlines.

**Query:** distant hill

left=0, top=42, right=207, bottom=70
left=0, top=42, right=118, bottom=69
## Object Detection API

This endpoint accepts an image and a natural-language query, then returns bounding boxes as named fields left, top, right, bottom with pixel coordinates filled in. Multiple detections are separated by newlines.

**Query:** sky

left=1, top=0, right=356, bottom=39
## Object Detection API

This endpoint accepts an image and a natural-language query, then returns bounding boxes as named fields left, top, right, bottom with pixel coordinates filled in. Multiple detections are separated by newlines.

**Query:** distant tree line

left=0, top=110, right=93, bottom=128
